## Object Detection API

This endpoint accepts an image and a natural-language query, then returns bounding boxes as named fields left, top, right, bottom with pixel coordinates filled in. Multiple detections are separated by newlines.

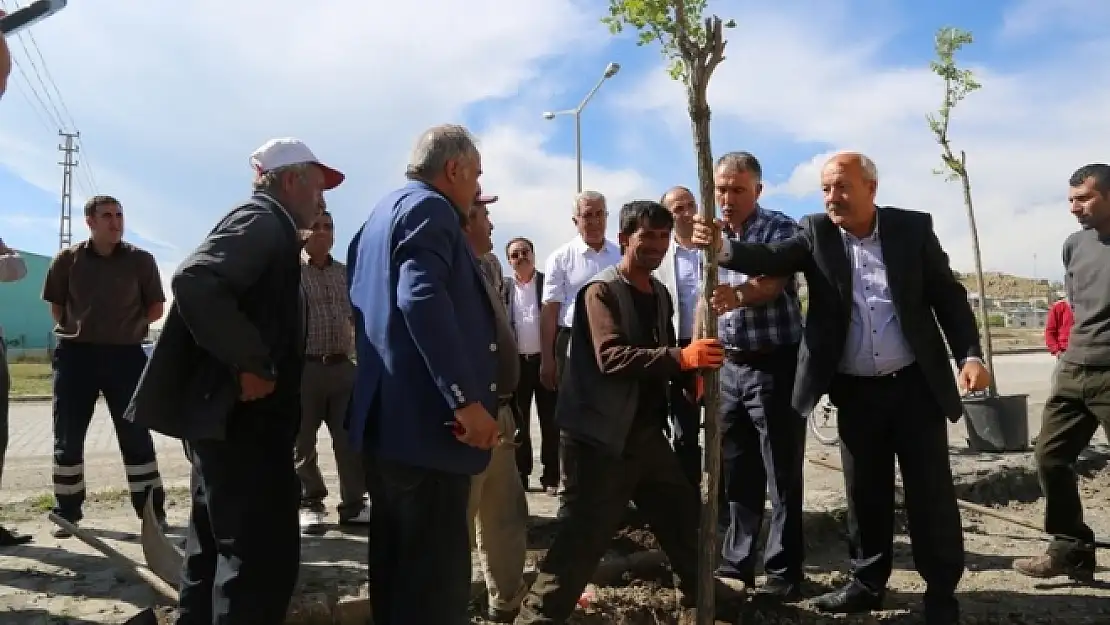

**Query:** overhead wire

left=1, top=0, right=100, bottom=194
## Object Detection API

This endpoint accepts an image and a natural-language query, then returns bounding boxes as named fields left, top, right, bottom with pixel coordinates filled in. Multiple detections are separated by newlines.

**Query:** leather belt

left=723, top=345, right=778, bottom=365
left=305, top=353, right=350, bottom=365
left=520, top=353, right=540, bottom=361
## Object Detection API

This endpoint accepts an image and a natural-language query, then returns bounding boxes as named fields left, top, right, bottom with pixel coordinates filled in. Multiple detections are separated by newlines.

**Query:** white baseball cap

left=249, top=137, right=345, bottom=190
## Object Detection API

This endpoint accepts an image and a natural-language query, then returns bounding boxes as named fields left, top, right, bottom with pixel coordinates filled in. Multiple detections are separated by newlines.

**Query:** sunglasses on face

left=509, top=249, right=531, bottom=260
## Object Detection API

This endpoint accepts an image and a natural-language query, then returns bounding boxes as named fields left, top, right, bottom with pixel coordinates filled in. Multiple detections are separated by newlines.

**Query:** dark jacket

left=556, top=266, right=680, bottom=456
left=124, top=195, right=305, bottom=442
left=347, top=181, right=497, bottom=475
left=718, top=206, right=981, bottom=421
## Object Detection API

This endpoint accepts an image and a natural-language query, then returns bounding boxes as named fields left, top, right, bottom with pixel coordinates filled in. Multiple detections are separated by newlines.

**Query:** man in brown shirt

left=296, top=210, right=369, bottom=535
left=41, top=195, right=167, bottom=537
left=517, top=200, right=741, bottom=623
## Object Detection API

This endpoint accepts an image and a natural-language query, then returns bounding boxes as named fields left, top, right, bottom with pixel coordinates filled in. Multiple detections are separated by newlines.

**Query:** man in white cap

left=125, top=137, right=342, bottom=625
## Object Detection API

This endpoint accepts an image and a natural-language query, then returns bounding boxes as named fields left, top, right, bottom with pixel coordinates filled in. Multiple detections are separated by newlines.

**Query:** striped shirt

left=717, top=206, right=804, bottom=351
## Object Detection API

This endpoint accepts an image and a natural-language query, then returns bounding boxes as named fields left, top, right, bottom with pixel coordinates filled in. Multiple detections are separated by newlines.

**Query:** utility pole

left=58, top=131, right=79, bottom=250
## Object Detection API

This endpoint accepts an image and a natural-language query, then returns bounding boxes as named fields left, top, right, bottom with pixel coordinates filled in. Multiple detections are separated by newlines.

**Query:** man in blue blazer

left=348, top=123, right=501, bottom=625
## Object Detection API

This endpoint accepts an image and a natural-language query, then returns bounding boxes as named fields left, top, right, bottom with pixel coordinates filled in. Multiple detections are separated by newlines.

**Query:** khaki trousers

left=468, top=403, right=529, bottom=612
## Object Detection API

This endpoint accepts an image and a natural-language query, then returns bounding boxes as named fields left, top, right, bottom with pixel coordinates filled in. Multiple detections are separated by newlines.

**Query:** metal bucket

left=961, top=392, right=1030, bottom=453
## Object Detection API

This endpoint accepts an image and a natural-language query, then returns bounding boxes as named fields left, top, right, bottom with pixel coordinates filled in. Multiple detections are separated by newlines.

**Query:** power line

left=57, top=131, right=79, bottom=250
left=2, top=0, right=100, bottom=196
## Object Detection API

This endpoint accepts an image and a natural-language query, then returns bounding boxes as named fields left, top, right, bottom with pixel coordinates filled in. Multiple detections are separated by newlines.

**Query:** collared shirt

left=672, top=242, right=702, bottom=340
left=511, top=273, right=543, bottom=354
left=301, top=254, right=353, bottom=357
left=542, top=235, right=622, bottom=328
left=41, top=240, right=165, bottom=345
left=717, top=206, right=804, bottom=351
left=836, top=213, right=916, bottom=376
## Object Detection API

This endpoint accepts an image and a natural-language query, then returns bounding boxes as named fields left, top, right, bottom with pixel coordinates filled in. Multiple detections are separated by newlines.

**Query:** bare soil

left=503, top=460, right=1110, bottom=625
left=3, top=454, right=1109, bottom=624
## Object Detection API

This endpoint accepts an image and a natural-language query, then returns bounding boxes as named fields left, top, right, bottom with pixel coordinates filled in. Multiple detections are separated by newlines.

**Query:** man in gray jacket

left=126, top=137, right=343, bottom=624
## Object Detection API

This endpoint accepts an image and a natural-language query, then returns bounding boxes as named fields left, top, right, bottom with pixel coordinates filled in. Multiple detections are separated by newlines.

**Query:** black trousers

left=554, top=327, right=575, bottom=502
left=669, top=338, right=702, bottom=489
left=717, top=345, right=806, bottom=583
left=514, top=353, right=559, bottom=487
left=51, top=340, right=164, bottom=522
left=517, top=424, right=701, bottom=623
left=830, top=364, right=963, bottom=609
left=367, top=455, right=472, bottom=625
left=1035, top=360, right=1110, bottom=555
left=177, top=407, right=301, bottom=625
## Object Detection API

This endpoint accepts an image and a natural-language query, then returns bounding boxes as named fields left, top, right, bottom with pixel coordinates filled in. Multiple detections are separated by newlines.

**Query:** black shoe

left=0, top=526, right=32, bottom=547
left=924, top=594, right=959, bottom=625
left=812, top=580, right=883, bottom=613
left=758, top=576, right=802, bottom=601
left=486, top=605, right=519, bottom=623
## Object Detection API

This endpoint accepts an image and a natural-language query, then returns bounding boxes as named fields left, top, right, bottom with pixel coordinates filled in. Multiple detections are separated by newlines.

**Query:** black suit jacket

left=124, top=195, right=305, bottom=442
left=719, top=206, right=981, bottom=421
left=502, top=271, right=544, bottom=344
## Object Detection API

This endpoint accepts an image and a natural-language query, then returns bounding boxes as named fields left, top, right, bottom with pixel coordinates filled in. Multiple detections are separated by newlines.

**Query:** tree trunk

left=961, top=169, right=998, bottom=395
left=687, top=82, right=721, bottom=625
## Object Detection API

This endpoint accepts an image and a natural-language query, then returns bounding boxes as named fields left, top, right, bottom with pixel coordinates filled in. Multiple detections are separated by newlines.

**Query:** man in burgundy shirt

left=1045, top=298, right=1074, bottom=358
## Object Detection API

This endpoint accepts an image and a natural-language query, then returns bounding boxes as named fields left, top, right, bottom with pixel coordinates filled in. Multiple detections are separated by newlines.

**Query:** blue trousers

left=51, top=340, right=164, bottom=522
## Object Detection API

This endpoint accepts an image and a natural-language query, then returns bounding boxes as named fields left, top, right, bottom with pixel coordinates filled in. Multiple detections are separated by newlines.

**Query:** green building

left=1, top=249, right=55, bottom=356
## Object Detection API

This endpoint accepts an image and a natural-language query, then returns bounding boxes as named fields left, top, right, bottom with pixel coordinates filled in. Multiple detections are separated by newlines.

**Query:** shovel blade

left=141, top=491, right=184, bottom=589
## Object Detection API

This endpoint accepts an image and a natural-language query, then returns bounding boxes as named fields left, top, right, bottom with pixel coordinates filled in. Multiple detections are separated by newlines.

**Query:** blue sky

left=1, top=0, right=1107, bottom=294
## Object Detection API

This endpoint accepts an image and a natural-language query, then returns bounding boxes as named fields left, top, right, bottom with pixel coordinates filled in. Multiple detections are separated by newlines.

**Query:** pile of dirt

left=487, top=464, right=1110, bottom=625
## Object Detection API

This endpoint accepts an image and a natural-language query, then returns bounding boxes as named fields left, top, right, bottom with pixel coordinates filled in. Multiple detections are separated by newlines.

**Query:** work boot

left=300, top=508, right=326, bottom=536
left=1013, top=546, right=1095, bottom=582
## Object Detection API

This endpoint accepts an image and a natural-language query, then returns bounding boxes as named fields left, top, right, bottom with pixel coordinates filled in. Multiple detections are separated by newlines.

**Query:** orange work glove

left=679, top=338, right=725, bottom=371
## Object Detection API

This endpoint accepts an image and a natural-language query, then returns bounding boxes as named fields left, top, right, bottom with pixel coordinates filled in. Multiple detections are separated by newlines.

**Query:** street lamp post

left=542, top=62, right=621, bottom=193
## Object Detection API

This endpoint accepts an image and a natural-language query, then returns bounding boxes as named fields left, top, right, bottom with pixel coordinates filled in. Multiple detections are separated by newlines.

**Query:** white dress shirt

left=511, top=275, right=543, bottom=355
left=541, top=235, right=622, bottom=328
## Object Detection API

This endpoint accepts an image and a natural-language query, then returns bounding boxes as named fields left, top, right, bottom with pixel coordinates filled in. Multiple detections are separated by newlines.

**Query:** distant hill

left=955, top=271, right=1062, bottom=300
left=795, top=270, right=1061, bottom=301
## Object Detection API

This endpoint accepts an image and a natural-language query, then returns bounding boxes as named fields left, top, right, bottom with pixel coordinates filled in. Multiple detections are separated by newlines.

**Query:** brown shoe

left=1013, top=551, right=1095, bottom=582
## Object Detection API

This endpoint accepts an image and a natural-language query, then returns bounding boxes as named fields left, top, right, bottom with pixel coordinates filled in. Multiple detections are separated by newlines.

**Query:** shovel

left=141, top=491, right=185, bottom=588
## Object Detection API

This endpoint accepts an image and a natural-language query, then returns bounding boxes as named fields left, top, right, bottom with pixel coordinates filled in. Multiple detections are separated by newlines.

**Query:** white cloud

left=0, top=0, right=636, bottom=281
left=616, top=2, right=1109, bottom=281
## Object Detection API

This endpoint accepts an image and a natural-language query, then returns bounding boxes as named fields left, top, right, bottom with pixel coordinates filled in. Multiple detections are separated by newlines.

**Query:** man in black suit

left=693, top=152, right=991, bottom=625
left=126, top=137, right=344, bottom=624
left=502, top=236, right=559, bottom=493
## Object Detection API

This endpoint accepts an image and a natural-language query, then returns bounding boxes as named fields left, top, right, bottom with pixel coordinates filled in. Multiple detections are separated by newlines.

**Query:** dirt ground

left=2, top=451, right=1109, bottom=624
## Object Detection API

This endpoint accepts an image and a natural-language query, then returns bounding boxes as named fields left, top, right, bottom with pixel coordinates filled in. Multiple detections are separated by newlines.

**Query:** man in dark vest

left=515, top=200, right=742, bottom=624
left=126, top=137, right=344, bottom=625
left=502, top=236, right=559, bottom=493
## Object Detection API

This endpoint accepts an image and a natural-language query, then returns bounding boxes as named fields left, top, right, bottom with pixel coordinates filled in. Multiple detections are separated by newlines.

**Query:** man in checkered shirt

left=701, top=152, right=807, bottom=599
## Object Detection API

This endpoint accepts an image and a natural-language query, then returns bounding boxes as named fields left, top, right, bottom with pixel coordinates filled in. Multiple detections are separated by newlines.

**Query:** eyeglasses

left=509, top=250, right=531, bottom=260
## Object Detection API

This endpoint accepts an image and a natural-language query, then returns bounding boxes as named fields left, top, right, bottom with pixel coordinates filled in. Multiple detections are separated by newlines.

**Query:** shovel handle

left=48, top=513, right=180, bottom=602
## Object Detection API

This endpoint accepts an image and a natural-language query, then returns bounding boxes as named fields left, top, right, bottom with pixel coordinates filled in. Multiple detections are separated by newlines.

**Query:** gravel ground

left=2, top=451, right=1108, bottom=624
